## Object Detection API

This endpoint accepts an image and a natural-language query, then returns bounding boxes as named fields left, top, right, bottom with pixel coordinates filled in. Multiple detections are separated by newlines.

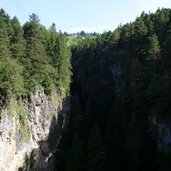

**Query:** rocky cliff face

left=0, top=89, right=68, bottom=171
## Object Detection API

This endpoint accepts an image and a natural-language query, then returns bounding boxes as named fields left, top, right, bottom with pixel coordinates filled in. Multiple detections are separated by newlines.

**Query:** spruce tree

left=134, top=18, right=148, bottom=38
left=0, top=14, right=9, bottom=53
left=147, top=34, right=160, bottom=74
left=53, top=35, right=72, bottom=93
left=23, top=14, right=55, bottom=91
left=10, top=16, right=26, bottom=60
left=47, top=23, right=58, bottom=63
left=0, top=15, right=25, bottom=99
left=0, top=8, right=14, bottom=44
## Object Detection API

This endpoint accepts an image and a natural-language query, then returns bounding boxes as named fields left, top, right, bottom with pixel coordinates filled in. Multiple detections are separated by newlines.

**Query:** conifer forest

left=1, top=7, right=171, bottom=171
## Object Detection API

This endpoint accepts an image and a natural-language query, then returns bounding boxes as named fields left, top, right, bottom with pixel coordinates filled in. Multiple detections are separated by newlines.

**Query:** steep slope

left=56, top=8, right=171, bottom=171
left=0, top=89, right=68, bottom=171
left=0, top=9, right=71, bottom=171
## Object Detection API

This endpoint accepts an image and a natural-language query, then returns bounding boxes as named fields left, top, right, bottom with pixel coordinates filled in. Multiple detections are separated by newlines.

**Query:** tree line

left=0, top=9, right=71, bottom=105
left=55, top=8, right=171, bottom=171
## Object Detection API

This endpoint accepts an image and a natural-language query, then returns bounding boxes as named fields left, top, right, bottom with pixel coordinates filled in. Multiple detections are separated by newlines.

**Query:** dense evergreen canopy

left=0, top=9, right=71, bottom=101
left=55, top=8, right=171, bottom=171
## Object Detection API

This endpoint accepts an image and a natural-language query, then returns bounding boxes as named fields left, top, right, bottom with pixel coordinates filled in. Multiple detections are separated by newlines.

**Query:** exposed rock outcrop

left=0, top=89, right=68, bottom=171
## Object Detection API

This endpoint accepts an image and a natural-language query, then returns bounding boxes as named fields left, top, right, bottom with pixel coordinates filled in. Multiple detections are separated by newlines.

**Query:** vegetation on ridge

left=0, top=9, right=72, bottom=104
left=55, top=8, right=171, bottom=171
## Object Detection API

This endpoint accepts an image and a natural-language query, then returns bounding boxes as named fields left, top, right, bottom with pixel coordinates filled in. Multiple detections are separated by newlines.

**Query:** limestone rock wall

left=0, top=89, right=67, bottom=171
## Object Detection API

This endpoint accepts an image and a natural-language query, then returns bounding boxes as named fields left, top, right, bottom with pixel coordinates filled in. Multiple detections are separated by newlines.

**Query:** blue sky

left=0, top=0, right=171, bottom=33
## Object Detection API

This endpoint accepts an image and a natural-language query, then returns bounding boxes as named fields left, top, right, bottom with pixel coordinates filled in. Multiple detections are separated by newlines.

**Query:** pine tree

left=10, top=16, right=26, bottom=60
left=134, top=18, right=148, bottom=57
left=0, top=58, right=25, bottom=99
left=154, top=8, right=170, bottom=41
left=47, top=23, right=58, bottom=62
left=53, top=35, right=72, bottom=93
left=0, top=8, right=14, bottom=44
left=23, top=14, right=55, bottom=91
left=0, top=14, right=9, bottom=54
left=147, top=34, right=160, bottom=74
left=0, top=15, right=25, bottom=99
left=163, top=23, right=171, bottom=78
left=134, top=18, right=148, bottom=38
left=23, top=13, right=47, bottom=68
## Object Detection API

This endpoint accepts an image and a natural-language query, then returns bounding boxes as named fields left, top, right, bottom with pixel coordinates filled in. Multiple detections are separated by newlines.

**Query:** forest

left=0, top=7, right=171, bottom=171
left=0, top=9, right=71, bottom=104
left=55, top=8, right=171, bottom=171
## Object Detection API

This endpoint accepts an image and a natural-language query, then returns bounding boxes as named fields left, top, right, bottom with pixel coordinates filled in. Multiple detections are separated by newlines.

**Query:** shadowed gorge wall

left=54, top=8, right=171, bottom=171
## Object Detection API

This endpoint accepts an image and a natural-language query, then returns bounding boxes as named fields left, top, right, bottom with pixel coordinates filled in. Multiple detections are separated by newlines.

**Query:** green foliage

left=0, top=13, right=26, bottom=101
left=0, top=8, right=14, bottom=44
left=147, top=34, right=160, bottom=59
left=56, top=8, right=171, bottom=171
left=134, top=18, right=148, bottom=37
left=0, top=58, right=25, bottom=98
left=0, top=9, right=71, bottom=103
left=18, top=110, right=30, bottom=141
left=51, top=35, right=72, bottom=94
left=1, top=7, right=171, bottom=171
left=22, top=14, right=71, bottom=93
left=10, top=16, right=26, bottom=60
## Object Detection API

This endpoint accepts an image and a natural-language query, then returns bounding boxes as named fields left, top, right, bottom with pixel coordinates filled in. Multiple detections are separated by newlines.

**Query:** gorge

left=1, top=8, right=171, bottom=171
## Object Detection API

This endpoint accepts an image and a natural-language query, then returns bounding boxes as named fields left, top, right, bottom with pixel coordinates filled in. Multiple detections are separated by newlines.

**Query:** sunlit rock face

left=0, top=89, right=68, bottom=171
